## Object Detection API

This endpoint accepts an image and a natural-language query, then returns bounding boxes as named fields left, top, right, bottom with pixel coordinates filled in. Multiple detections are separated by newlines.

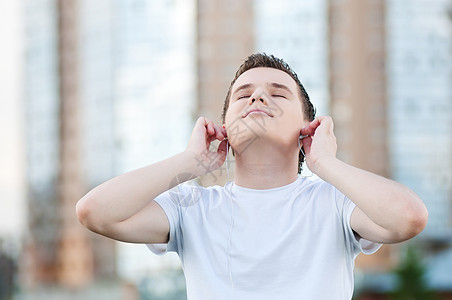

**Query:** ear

left=299, top=120, right=310, bottom=136
left=301, top=120, right=310, bottom=128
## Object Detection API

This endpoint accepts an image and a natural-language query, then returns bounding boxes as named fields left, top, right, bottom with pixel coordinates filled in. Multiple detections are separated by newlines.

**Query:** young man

left=76, top=53, right=428, bottom=299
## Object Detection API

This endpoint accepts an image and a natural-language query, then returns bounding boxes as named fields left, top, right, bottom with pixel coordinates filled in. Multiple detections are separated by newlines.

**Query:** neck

left=232, top=140, right=299, bottom=189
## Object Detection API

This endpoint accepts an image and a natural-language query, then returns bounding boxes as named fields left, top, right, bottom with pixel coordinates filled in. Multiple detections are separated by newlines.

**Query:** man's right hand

left=185, top=116, right=229, bottom=176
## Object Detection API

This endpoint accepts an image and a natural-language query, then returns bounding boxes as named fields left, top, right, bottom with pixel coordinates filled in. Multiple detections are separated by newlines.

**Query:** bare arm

left=300, top=116, right=428, bottom=244
left=76, top=117, right=228, bottom=244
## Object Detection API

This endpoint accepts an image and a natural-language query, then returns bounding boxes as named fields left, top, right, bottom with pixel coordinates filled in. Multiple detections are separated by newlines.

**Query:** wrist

left=180, top=150, right=209, bottom=178
left=310, top=156, right=340, bottom=182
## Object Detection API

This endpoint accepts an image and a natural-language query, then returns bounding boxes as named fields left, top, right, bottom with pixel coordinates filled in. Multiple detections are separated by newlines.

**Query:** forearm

left=77, top=151, right=202, bottom=227
left=314, top=157, right=427, bottom=236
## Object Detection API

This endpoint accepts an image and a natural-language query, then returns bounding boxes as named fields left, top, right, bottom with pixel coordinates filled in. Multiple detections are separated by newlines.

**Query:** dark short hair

left=221, top=53, right=316, bottom=174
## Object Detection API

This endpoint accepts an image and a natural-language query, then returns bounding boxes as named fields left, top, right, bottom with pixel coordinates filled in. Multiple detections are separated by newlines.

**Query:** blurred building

left=386, top=0, right=452, bottom=241
left=23, top=0, right=196, bottom=295
left=112, top=0, right=196, bottom=289
left=23, top=0, right=116, bottom=288
left=328, top=0, right=394, bottom=271
left=254, top=0, right=330, bottom=116
left=113, top=0, right=195, bottom=174
left=329, top=0, right=389, bottom=177
left=24, top=0, right=65, bottom=285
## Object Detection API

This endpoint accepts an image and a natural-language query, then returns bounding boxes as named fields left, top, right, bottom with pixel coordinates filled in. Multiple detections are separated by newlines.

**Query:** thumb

left=205, top=139, right=228, bottom=173
left=217, top=139, right=229, bottom=161
left=301, top=136, right=312, bottom=156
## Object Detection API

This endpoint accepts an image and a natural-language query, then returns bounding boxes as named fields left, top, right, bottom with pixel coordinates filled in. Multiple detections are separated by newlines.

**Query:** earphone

left=223, top=136, right=235, bottom=295
left=298, top=134, right=308, bottom=157
left=225, top=138, right=231, bottom=182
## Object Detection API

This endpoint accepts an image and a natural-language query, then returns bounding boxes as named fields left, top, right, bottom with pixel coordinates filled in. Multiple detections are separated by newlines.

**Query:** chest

left=182, top=196, right=345, bottom=267
left=180, top=196, right=350, bottom=296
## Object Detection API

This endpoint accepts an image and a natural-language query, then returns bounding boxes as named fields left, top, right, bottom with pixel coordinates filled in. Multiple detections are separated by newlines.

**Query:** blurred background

left=0, top=0, right=451, bottom=299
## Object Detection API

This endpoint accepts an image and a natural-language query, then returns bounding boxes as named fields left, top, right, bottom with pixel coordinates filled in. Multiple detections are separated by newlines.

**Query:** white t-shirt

left=147, top=176, right=381, bottom=300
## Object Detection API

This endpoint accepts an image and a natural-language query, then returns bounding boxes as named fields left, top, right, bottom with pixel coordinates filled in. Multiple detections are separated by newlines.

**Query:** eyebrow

left=232, top=83, right=254, bottom=96
left=268, top=83, right=294, bottom=95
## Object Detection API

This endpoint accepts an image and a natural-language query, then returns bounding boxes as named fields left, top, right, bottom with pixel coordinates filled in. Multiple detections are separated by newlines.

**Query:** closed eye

left=272, top=95, right=286, bottom=99
left=237, top=95, right=250, bottom=100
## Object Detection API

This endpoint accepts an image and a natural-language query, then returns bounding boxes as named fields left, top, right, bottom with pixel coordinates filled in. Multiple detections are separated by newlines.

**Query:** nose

left=248, top=89, right=268, bottom=105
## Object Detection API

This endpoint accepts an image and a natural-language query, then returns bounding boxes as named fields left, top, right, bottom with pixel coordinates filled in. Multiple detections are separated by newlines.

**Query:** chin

left=227, top=127, right=265, bottom=155
left=233, top=133, right=292, bottom=156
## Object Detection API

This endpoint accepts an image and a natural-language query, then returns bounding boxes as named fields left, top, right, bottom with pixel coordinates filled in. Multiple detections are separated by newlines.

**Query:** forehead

left=232, top=67, right=298, bottom=93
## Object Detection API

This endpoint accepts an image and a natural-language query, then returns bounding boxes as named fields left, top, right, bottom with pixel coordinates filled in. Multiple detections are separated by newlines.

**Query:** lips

left=242, top=108, right=273, bottom=118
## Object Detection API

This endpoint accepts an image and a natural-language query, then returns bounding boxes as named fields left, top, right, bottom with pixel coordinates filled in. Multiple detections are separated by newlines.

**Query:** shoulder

left=157, top=181, right=228, bottom=208
left=295, top=176, right=338, bottom=196
left=294, top=176, right=348, bottom=211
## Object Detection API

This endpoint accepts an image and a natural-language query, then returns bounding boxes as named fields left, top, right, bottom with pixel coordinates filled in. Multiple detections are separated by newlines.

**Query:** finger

left=200, top=117, right=214, bottom=136
left=208, top=139, right=228, bottom=171
left=207, top=134, right=217, bottom=144
left=195, top=116, right=211, bottom=137
left=300, top=116, right=333, bottom=136
left=217, top=139, right=228, bottom=156
left=195, top=116, right=206, bottom=131
left=205, top=123, right=224, bottom=143
left=213, top=123, right=225, bottom=141
left=300, top=119, right=319, bottom=136
left=196, top=117, right=217, bottom=145
left=206, top=119, right=215, bottom=136
left=301, top=136, right=313, bottom=155
left=314, top=116, right=334, bottom=135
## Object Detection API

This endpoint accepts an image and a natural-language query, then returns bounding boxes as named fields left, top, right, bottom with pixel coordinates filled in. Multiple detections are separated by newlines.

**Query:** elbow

left=76, top=193, right=101, bottom=232
left=411, top=203, right=429, bottom=237
left=75, top=197, right=88, bottom=227
left=398, top=200, right=429, bottom=241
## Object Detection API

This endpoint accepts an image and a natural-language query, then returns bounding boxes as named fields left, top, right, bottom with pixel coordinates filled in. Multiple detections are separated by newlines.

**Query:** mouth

left=242, top=108, right=273, bottom=118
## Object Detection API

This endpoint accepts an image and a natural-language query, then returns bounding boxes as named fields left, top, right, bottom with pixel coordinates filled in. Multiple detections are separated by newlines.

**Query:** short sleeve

left=146, top=188, right=181, bottom=255
left=340, top=193, right=382, bottom=256
left=146, top=183, right=204, bottom=255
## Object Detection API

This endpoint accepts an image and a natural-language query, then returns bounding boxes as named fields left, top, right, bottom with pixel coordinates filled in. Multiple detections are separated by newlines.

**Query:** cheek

left=276, top=110, right=304, bottom=138
left=224, top=110, right=233, bottom=129
left=224, top=110, right=243, bottom=139
left=224, top=102, right=244, bottom=126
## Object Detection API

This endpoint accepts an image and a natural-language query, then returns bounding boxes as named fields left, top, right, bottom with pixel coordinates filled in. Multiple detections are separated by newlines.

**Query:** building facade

left=23, top=0, right=197, bottom=291
left=387, top=0, right=452, bottom=240
left=23, top=0, right=116, bottom=288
